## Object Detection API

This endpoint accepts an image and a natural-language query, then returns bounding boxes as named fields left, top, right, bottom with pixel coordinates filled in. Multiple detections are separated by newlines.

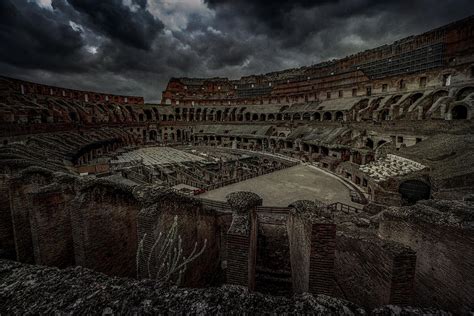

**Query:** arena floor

left=200, top=164, right=356, bottom=207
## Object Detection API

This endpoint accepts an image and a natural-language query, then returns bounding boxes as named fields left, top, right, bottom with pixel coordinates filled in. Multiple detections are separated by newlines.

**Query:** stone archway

left=399, top=180, right=431, bottom=205
left=451, top=104, right=468, bottom=120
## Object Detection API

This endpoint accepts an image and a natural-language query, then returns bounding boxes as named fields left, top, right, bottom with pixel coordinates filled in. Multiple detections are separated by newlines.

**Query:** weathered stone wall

left=225, top=192, right=262, bottom=291
left=29, top=183, right=75, bottom=268
left=137, top=191, right=221, bottom=287
left=335, top=231, right=416, bottom=309
left=287, top=208, right=311, bottom=293
left=309, top=223, right=336, bottom=296
left=0, top=175, right=14, bottom=258
left=378, top=201, right=474, bottom=315
left=255, top=210, right=291, bottom=295
left=9, top=169, right=54, bottom=263
left=70, top=181, right=139, bottom=277
left=287, top=200, right=336, bottom=296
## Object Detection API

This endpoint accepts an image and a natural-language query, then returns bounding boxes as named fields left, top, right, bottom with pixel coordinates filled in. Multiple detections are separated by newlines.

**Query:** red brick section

left=29, top=188, right=74, bottom=268
left=226, top=234, right=251, bottom=287
left=226, top=210, right=258, bottom=291
left=309, top=223, right=336, bottom=296
left=390, top=253, right=417, bottom=305
left=9, top=180, right=35, bottom=263
left=0, top=175, right=14, bottom=258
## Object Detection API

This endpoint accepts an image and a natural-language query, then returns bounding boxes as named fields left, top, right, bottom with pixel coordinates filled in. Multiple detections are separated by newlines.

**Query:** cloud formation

left=0, top=0, right=473, bottom=102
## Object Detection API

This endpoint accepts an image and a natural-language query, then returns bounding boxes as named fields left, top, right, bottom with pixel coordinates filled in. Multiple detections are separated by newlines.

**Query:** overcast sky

left=1, top=0, right=473, bottom=102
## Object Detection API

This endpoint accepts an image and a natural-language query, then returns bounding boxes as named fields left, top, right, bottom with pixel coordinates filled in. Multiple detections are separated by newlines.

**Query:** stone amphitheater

left=1, top=15, right=474, bottom=315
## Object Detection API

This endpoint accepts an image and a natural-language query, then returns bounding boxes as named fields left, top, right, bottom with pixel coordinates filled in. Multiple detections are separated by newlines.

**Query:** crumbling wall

left=8, top=168, right=54, bottom=263
left=287, top=206, right=311, bottom=293
left=70, top=180, right=139, bottom=277
left=28, top=180, right=76, bottom=268
left=287, top=200, right=336, bottom=296
left=335, top=231, right=416, bottom=309
left=225, top=192, right=262, bottom=291
left=137, top=189, right=221, bottom=287
left=256, top=210, right=291, bottom=295
left=378, top=200, right=474, bottom=314
left=0, top=174, right=14, bottom=258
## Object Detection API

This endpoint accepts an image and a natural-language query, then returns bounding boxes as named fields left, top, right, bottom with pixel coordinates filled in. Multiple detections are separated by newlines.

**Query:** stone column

left=287, top=200, right=335, bottom=296
left=225, top=191, right=262, bottom=291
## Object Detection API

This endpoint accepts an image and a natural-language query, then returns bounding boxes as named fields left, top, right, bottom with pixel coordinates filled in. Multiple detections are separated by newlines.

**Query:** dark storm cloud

left=0, top=0, right=473, bottom=102
left=66, top=0, right=164, bottom=50
left=0, top=0, right=87, bottom=72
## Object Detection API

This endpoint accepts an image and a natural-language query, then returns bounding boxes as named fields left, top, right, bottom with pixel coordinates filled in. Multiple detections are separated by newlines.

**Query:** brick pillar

left=29, top=184, right=74, bottom=268
left=287, top=200, right=335, bottom=296
left=309, top=223, right=336, bottom=296
left=390, top=252, right=417, bottom=305
left=225, top=191, right=262, bottom=291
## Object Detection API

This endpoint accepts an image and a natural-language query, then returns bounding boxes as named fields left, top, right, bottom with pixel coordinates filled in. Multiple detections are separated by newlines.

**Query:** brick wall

left=9, top=172, right=53, bottom=263
left=335, top=231, right=416, bottom=308
left=70, top=184, right=139, bottom=277
left=29, top=186, right=75, bottom=268
left=287, top=211, right=311, bottom=293
left=226, top=211, right=258, bottom=290
left=0, top=175, right=14, bottom=258
left=309, top=223, right=336, bottom=296
left=137, top=197, right=221, bottom=287
left=379, top=218, right=474, bottom=314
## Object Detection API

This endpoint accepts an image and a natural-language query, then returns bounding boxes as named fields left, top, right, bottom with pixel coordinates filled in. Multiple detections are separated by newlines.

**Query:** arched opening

left=69, top=111, right=78, bottom=122
left=139, top=113, right=144, bottom=122
left=313, top=112, right=321, bottom=121
left=451, top=104, right=468, bottom=120
left=284, top=113, right=291, bottom=121
left=176, top=130, right=182, bottom=142
left=302, top=112, right=311, bottom=120
left=399, top=180, right=431, bottom=205
left=380, top=109, right=390, bottom=121
left=323, top=112, right=332, bottom=121
left=245, top=112, right=251, bottom=121
left=456, top=86, right=474, bottom=101
left=432, top=90, right=448, bottom=103
left=252, top=114, right=259, bottom=121
left=216, top=110, right=222, bottom=121
left=268, top=114, right=275, bottom=121
left=335, top=111, right=344, bottom=121
left=149, top=130, right=157, bottom=141
left=40, top=109, right=50, bottom=123
left=144, top=110, right=153, bottom=121
left=142, top=129, right=147, bottom=141
left=409, top=93, right=423, bottom=105
left=366, top=138, right=374, bottom=149
left=377, top=140, right=387, bottom=148
left=293, top=113, right=301, bottom=120
left=260, top=114, right=266, bottom=121
left=276, top=113, right=283, bottom=121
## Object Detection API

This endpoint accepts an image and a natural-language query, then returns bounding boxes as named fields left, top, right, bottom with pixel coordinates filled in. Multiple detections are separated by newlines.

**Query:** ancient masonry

left=0, top=15, right=474, bottom=314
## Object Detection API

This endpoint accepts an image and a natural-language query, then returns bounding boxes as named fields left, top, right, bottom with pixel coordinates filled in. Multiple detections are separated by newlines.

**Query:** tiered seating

left=359, top=154, right=426, bottom=182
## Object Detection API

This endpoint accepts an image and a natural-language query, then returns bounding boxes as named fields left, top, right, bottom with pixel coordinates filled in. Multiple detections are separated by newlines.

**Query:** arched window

left=451, top=104, right=468, bottom=120
left=323, top=112, right=332, bottom=121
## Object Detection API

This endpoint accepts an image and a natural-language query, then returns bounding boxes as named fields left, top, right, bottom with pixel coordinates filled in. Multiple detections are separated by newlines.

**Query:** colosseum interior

left=0, top=11, right=474, bottom=315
